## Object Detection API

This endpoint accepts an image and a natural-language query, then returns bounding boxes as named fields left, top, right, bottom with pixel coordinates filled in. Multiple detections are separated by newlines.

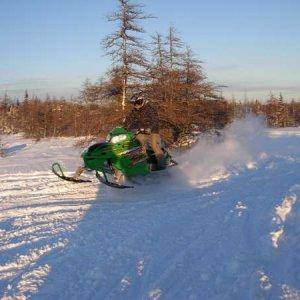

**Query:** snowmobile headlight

left=111, top=134, right=127, bottom=144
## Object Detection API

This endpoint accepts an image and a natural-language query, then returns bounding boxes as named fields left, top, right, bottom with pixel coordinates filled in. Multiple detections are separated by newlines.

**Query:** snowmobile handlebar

left=134, top=128, right=151, bottom=135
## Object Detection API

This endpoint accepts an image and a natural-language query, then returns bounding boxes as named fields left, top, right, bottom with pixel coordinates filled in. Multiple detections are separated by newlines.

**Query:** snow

left=0, top=119, right=299, bottom=299
left=266, top=127, right=300, bottom=138
left=274, top=195, right=297, bottom=223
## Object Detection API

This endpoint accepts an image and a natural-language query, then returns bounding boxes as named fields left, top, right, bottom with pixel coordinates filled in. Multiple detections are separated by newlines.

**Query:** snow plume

left=176, top=115, right=267, bottom=187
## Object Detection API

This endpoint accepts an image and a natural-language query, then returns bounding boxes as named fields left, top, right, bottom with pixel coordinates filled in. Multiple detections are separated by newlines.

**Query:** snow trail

left=0, top=120, right=299, bottom=299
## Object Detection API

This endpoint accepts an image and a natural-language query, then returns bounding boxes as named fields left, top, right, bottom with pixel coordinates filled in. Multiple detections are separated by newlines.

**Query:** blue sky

left=1, top=0, right=299, bottom=100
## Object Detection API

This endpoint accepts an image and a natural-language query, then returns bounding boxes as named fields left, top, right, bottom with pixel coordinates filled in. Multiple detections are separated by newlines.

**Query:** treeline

left=231, top=93, right=300, bottom=127
left=0, top=95, right=122, bottom=139
left=0, top=94, right=232, bottom=143
left=0, top=93, right=299, bottom=143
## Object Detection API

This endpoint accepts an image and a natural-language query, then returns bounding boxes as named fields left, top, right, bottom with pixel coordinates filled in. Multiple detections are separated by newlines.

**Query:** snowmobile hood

left=82, top=142, right=114, bottom=170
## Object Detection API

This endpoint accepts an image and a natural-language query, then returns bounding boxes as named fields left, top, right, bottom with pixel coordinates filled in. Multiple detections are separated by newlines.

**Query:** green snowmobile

left=52, top=127, right=177, bottom=189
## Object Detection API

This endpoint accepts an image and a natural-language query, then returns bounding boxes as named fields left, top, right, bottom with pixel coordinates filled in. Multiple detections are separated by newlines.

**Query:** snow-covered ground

left=0, top=118, right=299, bottom=299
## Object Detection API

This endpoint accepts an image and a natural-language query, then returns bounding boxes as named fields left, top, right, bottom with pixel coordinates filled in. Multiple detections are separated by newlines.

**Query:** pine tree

left=181, top=46, right=205, bottom=101
left=2, top=93, right=11, bottom=109
left=166, top=26, right=183, bottom=100
left=102, top=0, right=153, bottom=110
left=149, top=32, right=168, bottom=101
left=166, top=26, right=183, bottom=71
left=24, top=90, right=29, bottom=102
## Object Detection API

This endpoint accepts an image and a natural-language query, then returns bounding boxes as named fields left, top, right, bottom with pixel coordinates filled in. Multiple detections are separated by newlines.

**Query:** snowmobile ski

left=95, top=171, right=134, bottom=189
left=52, top=163, right=92, bottom=183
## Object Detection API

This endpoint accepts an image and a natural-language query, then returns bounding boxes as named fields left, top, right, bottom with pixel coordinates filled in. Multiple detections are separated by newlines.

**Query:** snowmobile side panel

left=82, top=142, right=115, bottom=171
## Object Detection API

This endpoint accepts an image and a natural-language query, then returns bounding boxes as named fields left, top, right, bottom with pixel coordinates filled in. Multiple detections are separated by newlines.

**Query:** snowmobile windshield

left=107, top=127, right=131, bottom=143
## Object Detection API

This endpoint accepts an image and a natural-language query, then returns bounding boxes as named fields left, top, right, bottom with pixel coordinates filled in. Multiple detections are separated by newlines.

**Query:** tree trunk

left=122, top=77, right=127, bottom=111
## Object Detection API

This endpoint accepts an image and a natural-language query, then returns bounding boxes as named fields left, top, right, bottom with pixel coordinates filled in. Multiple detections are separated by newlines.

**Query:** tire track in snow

left=0, top=168, right=98, bottom=299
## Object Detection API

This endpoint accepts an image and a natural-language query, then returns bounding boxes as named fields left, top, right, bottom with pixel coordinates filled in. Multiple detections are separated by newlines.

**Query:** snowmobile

left=52, top=127, right=177, bottom=189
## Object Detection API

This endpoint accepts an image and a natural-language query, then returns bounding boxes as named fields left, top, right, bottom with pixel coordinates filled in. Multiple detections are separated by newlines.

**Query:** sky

left=1, top=0, right=300, bottom=101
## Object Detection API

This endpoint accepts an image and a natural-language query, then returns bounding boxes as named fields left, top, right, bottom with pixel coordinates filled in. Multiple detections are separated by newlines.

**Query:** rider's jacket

left=123, top=103, right=159, bottom=133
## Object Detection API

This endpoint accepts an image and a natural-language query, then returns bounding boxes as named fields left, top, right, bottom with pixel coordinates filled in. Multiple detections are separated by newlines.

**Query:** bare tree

left=102, top=0, right=153, bottom=110
left=181, top=46, right=218, bottom=101
left=1, top=93, right=11, bottom=109
left=182, top=46, right=204, bottom=101
left=149, top=32, right=168, bottom=101
left=24, top=90, right=29, bottom=102
left=166, top=26, right=183, bottom=100
left=151, top=32, right=167, bottom=74
left=80, top=79, right=107, bottom=104
left=167, top=26, right=183, bottom=71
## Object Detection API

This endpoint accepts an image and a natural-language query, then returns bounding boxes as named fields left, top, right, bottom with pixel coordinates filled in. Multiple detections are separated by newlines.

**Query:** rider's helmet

left=129, top=91, right=146, bottom=107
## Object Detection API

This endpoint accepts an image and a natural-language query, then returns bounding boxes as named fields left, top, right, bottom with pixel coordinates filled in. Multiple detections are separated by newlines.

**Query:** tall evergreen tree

left=102, top=0, right=153, bottom=110
left=166, top=26, right=183, bottom=100
left=24, top=90, right=29, bottom=102
left=181, top=46, right=205, bottom=101
left=166, top=26, right=183, bottom=71
left=149, top=32, right=168, bottom=101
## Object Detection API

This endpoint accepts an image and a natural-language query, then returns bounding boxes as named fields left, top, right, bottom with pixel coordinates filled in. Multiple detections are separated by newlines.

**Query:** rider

left=123, top=91, right=165, bottom=166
